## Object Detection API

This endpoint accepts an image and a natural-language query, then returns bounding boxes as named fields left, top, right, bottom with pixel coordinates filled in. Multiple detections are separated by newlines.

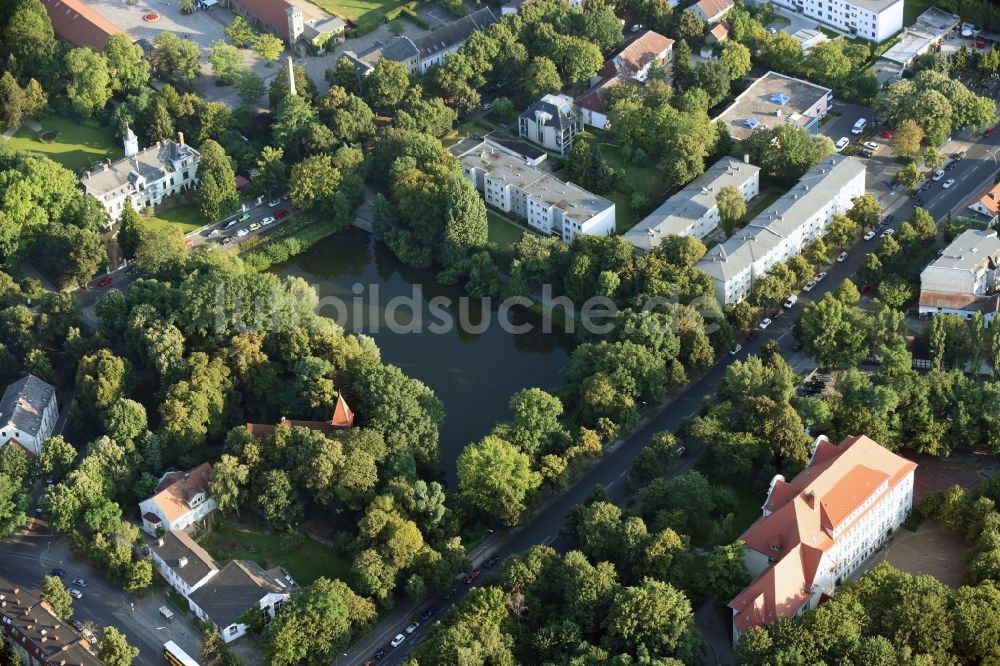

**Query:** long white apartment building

left=918, top=229, right=1000, bottom=324
left=754, top=0, right=903, bottom=43
left=696, top=155, right=865, bottom=304
left=624, top=156, right=760, bottom=251
left=730, top=435, right=915, bottom=645
left=458, top=144, right=615, bottom=243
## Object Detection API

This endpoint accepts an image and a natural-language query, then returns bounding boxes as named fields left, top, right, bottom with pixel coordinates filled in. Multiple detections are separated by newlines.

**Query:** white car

left=391, top=633, right=406, bottom=648
left=68, top=588, right=83, bottom=599
left=863, top=230, right=877, bottom=241
left=236, top=228, right=250, bottom=237
left=224, top=219, right=239, bottom=229
left=208, top=229, right=221, bottom=237
left=815, top=271, right=828, bottom=282
left=863, top=141, right=878, bottom=151
left=729, top=343, right=742, bottom=356
left=261, top=216, right=276, bottom=225
left=932, top=169, right=945, bottom=181
left=803, top=279, right=817, bottom=292
left=405, top=622, right=420, bottom=635
left=835, top=137, right=850, bottom=152
left=268, top=198, right=281, bottom=207
left=881, top=228, right=895, bottom=238
left=759, top=318, right=772, bottom=330
left=837, top=252, right=849, bottom=263
left=943, top=178, right=956, bottom=189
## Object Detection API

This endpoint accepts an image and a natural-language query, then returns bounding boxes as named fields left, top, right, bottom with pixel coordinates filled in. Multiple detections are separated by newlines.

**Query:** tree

left=30, top=224, right=106, bottom=289
left=4, top=0, right=59, bottom=78
left=134, top=225, right=187, bottom=275
left=103, top=34, right=150, bottom=95
left=360, top=60, right=409, bottom=112
left=253, top=33, right=284, bottom=65
left=720, top=41, right=752, bottom=81
left=269, top=62, right=318, bottom=109
left=65, top=48, right=112, bottom=118
left=255, top=146, right=289, bottom=200
left=289, top=154, right=342, bottom=211
left=238, top=71, right=265, bottom=104
left=922, top=146, right=946, bottom=170
left=457, top=435, right=542, bottom=526
left=744, top=124, right=835, bottom=186
left=706, top=540, right=751, bottom=601
left=209, top=41, right=247, bottom=84
left=826, top=213, right=857, bottom=248
left=890, top=119, right=924, bottom=159
left=37, top=436, right=77, bottom=483
left=799, top=293, right=869, bottom=368
left=97, top=627, right=139, bottom=666
left=604, top=578, right=698, bottom=658
left=225, top=15, right=256, bottom=47
left=150, top=33, right=202, bottom=83
left=40, top=575, right=73, bottom=619
left=675, top=10, right=706, bottom=42
left=847, top=194, right=881, bottom=230
left=441, top=175, right=488, bottom=266
left=716, top=185, right=746, bottom=233
left=896, top=162, right=923, bottom=191
left=256, top=469, right=302, bottom=529
left=212, top=454, right=248, bottom=515
left=0, top=473, right=26, bottom=538
left=103, top=398, right=148, bottom=447
left=523, top=56, right=562, bottom=99
left=197, top=140, right=239, bottom=222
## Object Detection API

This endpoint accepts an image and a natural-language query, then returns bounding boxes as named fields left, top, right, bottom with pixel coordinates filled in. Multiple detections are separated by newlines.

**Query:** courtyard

left=871, top=521, right=967, bottom=588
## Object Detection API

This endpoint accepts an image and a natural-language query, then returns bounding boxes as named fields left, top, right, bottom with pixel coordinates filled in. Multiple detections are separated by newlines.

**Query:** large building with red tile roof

left=686, top=0, right=733, bottom=24
left=729, top=434, right=916, bottom=645
left=607, top=30, right=673, bottom=82
left=39, top=0, right=123, bottom=50
left=969, top=181, right=1000, bottom=221
left=245, top=395, right=355, bottom=439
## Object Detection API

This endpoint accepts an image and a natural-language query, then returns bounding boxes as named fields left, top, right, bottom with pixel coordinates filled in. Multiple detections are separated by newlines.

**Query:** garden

left=4, top=116, right=120, bottom=172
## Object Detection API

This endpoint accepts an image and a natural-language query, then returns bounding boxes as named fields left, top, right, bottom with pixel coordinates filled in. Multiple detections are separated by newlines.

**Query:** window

left=227, top=626, right=238, bottom=636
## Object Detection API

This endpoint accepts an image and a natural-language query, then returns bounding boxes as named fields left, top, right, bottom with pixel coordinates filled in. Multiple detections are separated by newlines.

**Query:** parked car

left=729, top=343, right=742, bottom=356
left=815, top=272, right=828, bottom=282
left=976, top=36, right=987, bottom=48
left=879, top=129, right=894, bottom=139
left=759, top=318, right=772, bottom=330
left=835, top=137, right=850, bottom=152
left=783, top=295, right=798, bottom=309
left=71, top=578, right=87, bottom=588
left=238, top=212, right=250, bottom=222
left=249, top=222, right=261, bottom=232
left=268, top=197, right=281, bottom=207
left=837, top=252, right=849, bottom=263
left=863, top=230, right=877, bottom=241
left=463, top=569, right=481, bottom=584
left=125, top=265, right=137, bottom=275
left=441, top=587, right=457, bottom=601
left=932, top=169, right=945, bottom=181
left=883, top=213, right=895, bottom=225
left=858, top=149, right=873, bottom=158
left=96, top=275, right=113, bottom=287
left=50, top=568, right=65, bottom=578
left=803, top=279, right=818, bottom=292
left=261, top=216, right=276, bottom=225
left=852, top=118, right=867, bottom=134
left=419, top=607, right=437, bottom=621
left=985, top=127, right=995, bottom=138
left=484, top=555, right=501, bottom=569
left=391, top=634, right=406, bottom=648
left=863, top=141, right=878, bottom=151
left=943, top=178, right=956, bottom=188
left=917, top=181, right=931, bottom=193
left=405, top=622, right=419, bottom=635
left=224, top=218, right=239, bottom=229
left=71, top=620, right=85, bottom=632
left=882, top=228, right=895, bottom=238
left=236, top=228, right=249, bottom=237
left=67, top=588, right=83, bottom=599
left=275, top=209, right=290, bottom=219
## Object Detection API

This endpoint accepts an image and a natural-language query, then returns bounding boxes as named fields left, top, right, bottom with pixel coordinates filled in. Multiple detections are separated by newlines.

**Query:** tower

left=286, top=6, right=304, bottom=45
left=286, top=56, right=296, bottom=97
left=123, top=125, right=139, bottom=157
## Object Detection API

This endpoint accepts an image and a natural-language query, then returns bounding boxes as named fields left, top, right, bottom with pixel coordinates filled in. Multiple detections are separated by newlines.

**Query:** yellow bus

left=163, top=641, right=201, bottom=666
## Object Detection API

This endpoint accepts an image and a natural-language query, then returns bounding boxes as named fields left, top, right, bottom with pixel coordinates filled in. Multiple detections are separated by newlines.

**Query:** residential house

left=575, top=75, right=624, bottom=130
left=715, top=71, right=833, bottom=141
left=0, top=575, right=102, bottom=666
left=753, top=0, right=904, bottom=43
left=287, top=6, right=346, bottom=53
left=686, top=0, right=734, bottom=24
left=0, top=375, right=58, bottom=458
left=189, top=560, right=294, bottom=643
left=706, top=21, right=730, bottom=45
left=968, top=182, right=1000, bottom=223
left=39, top=0, right=122, bottom=49
left=149, top=530, right=219, bottom=599
left=519, top=94, right=580, bottom=155
left=625, top=157, right=760, bottom=251
left=729, top=435, right=915, bottom=645
left=139, top=463, right=217, bottom=536
left=456, top=142, right=615, bottom=243
left=411, top=7, right=499, bottom=73
left=696, top=155, right=865, bottom=304
left=343, top=37, right=420, bottom=76
left=80, top=129, right=201, bottom=225
left=918, top=229, right=1000, bottom=324
left=245, top=395, right=355, bottom=439
left=605, top=30, right=674, bottom=82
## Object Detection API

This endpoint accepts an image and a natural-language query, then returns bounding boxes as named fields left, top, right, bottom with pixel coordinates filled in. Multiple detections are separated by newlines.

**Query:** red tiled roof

left=575, top=75, right=628, bottom=114
left=229, top=0, right=314, bottom=38
left=613, top=30, right=674, bottom=74
left=918, top=290, right=1000, bottom=313
left=149, top=463, right=213, bottom=524
left=709, top=22, right=729, bottom=41
left=976, top=182, right=1000, bottom=216
left=246, top=396, right=355, bottom=438
left=690, top=0, right=734, bottom=20
left=40, top=0, right=122, bottom=49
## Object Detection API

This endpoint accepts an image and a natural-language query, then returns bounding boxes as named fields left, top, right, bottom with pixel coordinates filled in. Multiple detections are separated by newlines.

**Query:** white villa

left=0, top=374, right=58, bottom=457
left=139, top=463, right=217, bottom=536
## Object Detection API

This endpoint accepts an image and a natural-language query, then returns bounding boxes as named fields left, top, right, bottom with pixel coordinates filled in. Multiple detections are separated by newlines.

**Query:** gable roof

left=612, top=30, right=674, bottom=73
left=151, top=530, right=219, bottom=588
left=81, top=137, right=201, bottom=199
left=146, top=463, right=213, bottom=524
left=918, top=290, right=1000, bottom=314
left=39, top=0, right=123, bottom=49
left=413, top=7, right=498, bottom=60
left=246, top=396, right=355, bottom=439
left=709, top=21, right=730, bottom=41
left=229, top=0, right=314, bottom=38
left=976, top=182, right=1000, bottom=216
left=189, top=560, right=288, bottom=629
left=0, top=374, right=55, bottom=439
left=689, top=0, right=734, bottom=20
left=575, top=75, right=627, bottom=115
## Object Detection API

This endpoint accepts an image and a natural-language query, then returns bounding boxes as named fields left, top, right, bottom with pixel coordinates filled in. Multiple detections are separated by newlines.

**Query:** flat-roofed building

left=625, top=157, right=760, bottom=251
left=918, top=228, right=1000, bottom=324
left=871, top=7, right=961, bottom=84
left=753, top=0, right=903, bottom=43
left=715, top=71, right=833, bottom=141
left=696, top=155, right=865, bottom=304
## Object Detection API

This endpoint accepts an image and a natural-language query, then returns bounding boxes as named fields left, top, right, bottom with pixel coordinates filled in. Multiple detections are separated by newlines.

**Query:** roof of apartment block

left=715, top=71, right=832, bottom=140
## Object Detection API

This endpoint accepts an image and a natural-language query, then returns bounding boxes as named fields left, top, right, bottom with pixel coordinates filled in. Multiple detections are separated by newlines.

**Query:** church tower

left=123, top=125, right=139, bottom=157
left=286, top=6, right=304, bottom=45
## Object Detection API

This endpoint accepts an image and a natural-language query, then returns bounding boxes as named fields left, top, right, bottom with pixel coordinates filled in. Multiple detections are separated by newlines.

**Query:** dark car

left=373, top=648, right=386, bottom=661
left=484, top=555, right=501, bottom=569
left=985, top=127, right=995, bottom=137
left=858, top=149, right=872, bottom=158
left=50, top=568, right=65, bottom=578
left=420, top=607, right=437, bottom=621
left=883, top=213, right=895, bottom=225
left=463, top=568, right=481, bottom=584
left=134, top=38, right=154, bottom=54
left=441, top=587, right=457, bottom=601
left=275, top=209, right=290, bottom=219
left=746, top=330, right=758, bottom=342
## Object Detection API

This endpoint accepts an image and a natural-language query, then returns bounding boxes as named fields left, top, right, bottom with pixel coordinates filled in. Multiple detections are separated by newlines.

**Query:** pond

left=272, top=229, right=574, bottom=482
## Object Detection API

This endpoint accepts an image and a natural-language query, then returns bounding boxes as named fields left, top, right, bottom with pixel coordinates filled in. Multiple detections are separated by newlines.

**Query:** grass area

left=903, top=0, right=935, bottom=26
left=739, top=189, right=782, bottom=224
left=585, top=131, right=667, bottom=199
left=487, top=211, right=525, bottom=249
left=145, top=203, right=205, bottom=234
left=608, top=190, right=639, bottom=234
left=4, top=116, right=120, bottom=173
left=309, top=0, right=422, bottom=34
left=730, top=484, right=764, bottom=537
left=200, top=521, right=352, bottom=586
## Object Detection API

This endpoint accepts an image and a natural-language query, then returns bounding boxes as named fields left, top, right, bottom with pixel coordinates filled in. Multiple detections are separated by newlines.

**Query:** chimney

left=744, top=153, right=750, bottom=163
left=177, top=131, right=185, bottom=146
left=178, top=556, right=188, bottom=568
left=86, top=171, right=91, bottom=180
left=804, top=490, right=816, bottom=510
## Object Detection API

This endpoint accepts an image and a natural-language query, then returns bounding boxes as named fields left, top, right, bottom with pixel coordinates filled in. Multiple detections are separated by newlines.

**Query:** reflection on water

left=272, top=229, right=574, bottom=481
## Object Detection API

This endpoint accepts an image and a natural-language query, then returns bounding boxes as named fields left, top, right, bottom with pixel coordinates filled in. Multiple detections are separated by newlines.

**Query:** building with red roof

left=606, top=29, right=673, bottom=82
left=39, top=0, right=122, bottom=50
left=245, top=395, right=355, bottom=439
left=729, top=434, right=916, bottom=645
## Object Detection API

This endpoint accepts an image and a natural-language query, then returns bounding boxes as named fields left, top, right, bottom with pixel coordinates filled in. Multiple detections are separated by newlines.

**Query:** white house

left=969, top=182, right=1000, bottom=223
left=730, top=435, right=915, bottom=645
left=696, top=155, right=865, bottom=304
left=686, top=0, right=734, bottom=24
left=519, top=94, right=580, bottom=155
left=606, top=29, right=674, bottom=82
left=189, top=560, right=293, bottom=643
left=918, top=229, right=1000, bottom=325
left=80, top=129, right=200, bottom=224
left=457, top=143, right=616, bottom=243
left=139, top=463, right=217, bottom=536
left=755, top=0, right=903, bottom=43
left=149, top=530, right=219, bottom=599
left=575, top=75, right=623, bottom=131
left=413, top=7, right=497, bottom=73
left=0, top=374, right=58, bottom=458
left=625, top=157, right=760, bottom=251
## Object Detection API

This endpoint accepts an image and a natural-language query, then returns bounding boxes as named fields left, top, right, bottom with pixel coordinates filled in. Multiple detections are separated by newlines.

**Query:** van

left=783, top=295, right=798, bottom=309
left=852, top=118, right=867, bottom=134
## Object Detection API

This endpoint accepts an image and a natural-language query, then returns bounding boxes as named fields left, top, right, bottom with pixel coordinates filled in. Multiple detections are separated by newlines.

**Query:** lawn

left=584, top=131, right=667, bottom=199
left=740, top=189, right=782, bottom=224
left=4, top=116, right=120, bottom=173
left=199, top=521, right=353, bottom=586
left=903, top=0, right=935, bottom=26
left=145, top=203, right=205, bottom=234
left=487, top=211, right=525, bottom=249
left=308, top=0, right=421, bottom=34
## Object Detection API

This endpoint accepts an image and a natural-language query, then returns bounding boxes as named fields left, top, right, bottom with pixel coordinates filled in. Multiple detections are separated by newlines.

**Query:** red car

left=985, top=127, right=995, bottom=138
left=879, top=129, right=893, bottom=139
left=462, top=568, right=481, bottom=585
left=274, top=209, right=290, bottom=219
left=96, top=275, right=113, bottom=287
left=976, top=37, right=987, bottom=49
